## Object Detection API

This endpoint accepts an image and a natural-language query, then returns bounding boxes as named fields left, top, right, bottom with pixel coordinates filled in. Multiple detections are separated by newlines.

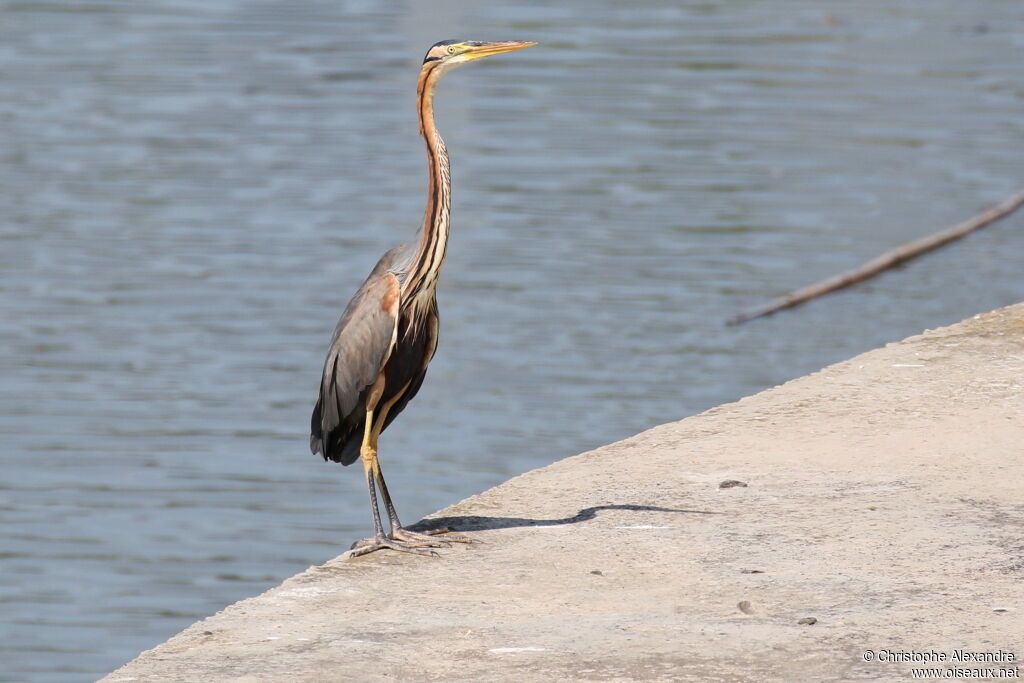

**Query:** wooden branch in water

left=726, top=188, right=1024, bottom=326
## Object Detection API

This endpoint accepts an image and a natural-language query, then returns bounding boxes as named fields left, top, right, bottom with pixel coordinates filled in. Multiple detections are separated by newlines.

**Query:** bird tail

left=310, top=398, right=361, bottom=466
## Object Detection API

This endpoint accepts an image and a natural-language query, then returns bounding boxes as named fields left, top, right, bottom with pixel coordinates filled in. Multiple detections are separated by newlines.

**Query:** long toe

left=347, top=535, right=441, bottom=558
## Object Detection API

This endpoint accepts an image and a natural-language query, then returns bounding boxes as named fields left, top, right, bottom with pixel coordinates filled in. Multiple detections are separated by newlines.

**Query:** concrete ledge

left=104, top=304, right=1024, bottom=682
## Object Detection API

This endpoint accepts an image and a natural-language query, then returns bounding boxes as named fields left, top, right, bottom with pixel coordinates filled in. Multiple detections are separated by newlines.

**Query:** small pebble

left=590, top=570, right=603, bottom=576
left=720, top=480, right=748, bottom=489
left=798, top=617, right=817, bottom=625
left=740, top=569, right=764, bottom=574
left=738, top=601, right=755, bottom=615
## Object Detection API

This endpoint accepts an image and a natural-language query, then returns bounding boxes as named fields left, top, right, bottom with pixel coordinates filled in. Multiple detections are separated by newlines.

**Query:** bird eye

left=447, top=46, right=456, bottom=55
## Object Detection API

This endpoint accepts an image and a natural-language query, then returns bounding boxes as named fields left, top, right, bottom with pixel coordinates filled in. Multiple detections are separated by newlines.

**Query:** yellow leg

left=366, top=390, right=403, bottom=531
left=366, top=389, right=474, bottom=549
left=348, top=403, right=457, bottom=558
left=347, top=394, right=473, bottom=558
left=358, top=410, right=387, bottom=539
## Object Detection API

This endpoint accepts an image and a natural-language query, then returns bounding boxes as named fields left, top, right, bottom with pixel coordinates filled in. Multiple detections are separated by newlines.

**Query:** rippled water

left=2, top=1, right=1022, bottom=680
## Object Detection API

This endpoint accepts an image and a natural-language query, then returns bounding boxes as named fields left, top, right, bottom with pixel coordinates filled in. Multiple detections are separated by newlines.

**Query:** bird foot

left=346, top=527, right=474, bottom=558
left=348, top=533, right=442, bottom=558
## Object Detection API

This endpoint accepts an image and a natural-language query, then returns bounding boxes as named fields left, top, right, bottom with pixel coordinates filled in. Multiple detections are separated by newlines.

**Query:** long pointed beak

left=462, top=41, right=536, bottom=61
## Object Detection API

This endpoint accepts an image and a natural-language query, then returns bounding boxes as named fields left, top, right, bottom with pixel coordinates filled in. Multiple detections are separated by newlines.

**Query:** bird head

left=421, top=40, right=535, bottom=73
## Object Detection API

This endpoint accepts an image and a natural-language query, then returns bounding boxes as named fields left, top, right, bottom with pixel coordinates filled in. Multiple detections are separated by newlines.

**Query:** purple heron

left=310, top=40, right=535, bottom=557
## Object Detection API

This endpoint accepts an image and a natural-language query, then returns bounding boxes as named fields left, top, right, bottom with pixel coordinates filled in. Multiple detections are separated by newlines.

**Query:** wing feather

left=311, top=261, right=401, bottom=464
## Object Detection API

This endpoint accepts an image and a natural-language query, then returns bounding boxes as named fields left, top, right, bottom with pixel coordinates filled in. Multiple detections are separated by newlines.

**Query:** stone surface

left=103, top=304, right=1024, bottom=682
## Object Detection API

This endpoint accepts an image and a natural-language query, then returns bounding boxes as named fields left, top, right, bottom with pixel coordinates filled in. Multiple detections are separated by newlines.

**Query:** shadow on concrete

left=410, top=504, right=716, bottom=532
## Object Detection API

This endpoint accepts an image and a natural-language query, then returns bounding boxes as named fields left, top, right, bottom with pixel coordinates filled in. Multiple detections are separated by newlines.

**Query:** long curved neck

left=404, top=62, right=451, bottom=299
